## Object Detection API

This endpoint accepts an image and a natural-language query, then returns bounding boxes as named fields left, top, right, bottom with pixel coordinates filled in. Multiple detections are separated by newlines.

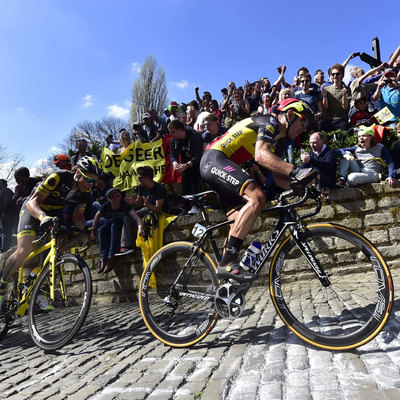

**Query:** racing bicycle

left=0, top=219, right=92, bottom=351
left=139, top=185, right=394, bottom=350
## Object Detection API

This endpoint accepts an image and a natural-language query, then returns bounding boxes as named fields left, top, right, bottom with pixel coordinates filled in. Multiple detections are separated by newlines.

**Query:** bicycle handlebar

left=32, top=218, right=91, bottom=246
left=264, top=184, right=323, bottom=216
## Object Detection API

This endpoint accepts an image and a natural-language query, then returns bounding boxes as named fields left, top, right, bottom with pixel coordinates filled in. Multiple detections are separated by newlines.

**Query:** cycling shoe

left=217, top=262, right=256, bottom=283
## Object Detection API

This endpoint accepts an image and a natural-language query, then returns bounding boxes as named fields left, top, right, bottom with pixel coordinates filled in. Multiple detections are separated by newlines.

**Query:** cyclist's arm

left=25, top=191, right=48, bottom=221
left=72, top=205, right=87, bottom=231
left=254, top=140, right=293, bottom=176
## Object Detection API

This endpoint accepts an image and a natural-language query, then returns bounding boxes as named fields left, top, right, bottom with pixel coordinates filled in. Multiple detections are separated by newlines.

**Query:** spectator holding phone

left=373, top=68, right=400, bottom=129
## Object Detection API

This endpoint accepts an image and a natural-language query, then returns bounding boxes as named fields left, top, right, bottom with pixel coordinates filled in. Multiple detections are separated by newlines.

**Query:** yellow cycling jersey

left=207, top=115, right=281, bottom=165
left=33, top=170, right=90, bottom=211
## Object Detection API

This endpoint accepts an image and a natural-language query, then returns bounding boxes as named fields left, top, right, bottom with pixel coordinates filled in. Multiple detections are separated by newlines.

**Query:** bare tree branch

left=130, top=55, right=168, bottom=124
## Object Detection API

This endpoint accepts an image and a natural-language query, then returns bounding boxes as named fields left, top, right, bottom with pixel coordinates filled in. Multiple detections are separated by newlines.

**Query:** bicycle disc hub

left=214, top=283, right=246, bottom=320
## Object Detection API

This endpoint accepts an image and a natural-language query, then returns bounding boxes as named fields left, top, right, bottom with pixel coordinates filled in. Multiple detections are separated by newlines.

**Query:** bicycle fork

left=289, top=226, right=331, bottom=287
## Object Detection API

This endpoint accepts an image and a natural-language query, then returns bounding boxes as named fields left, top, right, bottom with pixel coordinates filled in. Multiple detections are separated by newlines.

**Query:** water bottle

left=24, top=267, right=40, bottom=289
left=240, top=241, right=261, bottom=271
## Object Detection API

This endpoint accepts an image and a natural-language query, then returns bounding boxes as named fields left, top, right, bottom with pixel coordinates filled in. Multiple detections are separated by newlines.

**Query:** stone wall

left=1, top=183, right=400, bottom=304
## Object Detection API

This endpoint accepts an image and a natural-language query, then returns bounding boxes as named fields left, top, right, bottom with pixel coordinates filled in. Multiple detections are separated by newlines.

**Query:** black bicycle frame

left=194, top=198, right=330, bottom=287
left=175, top=187, right=330, bottom=297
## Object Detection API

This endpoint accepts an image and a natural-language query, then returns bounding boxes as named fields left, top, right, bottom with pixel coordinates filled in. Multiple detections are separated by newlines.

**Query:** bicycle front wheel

left=0, top=276, right=18, bottom=341
left=270, top=223, right=394, bottom=350
left=0, top=297, right=11, bottom=341
left=139, top=242, right=219, bottom=347
left=28, top=255, right=92, bottom=351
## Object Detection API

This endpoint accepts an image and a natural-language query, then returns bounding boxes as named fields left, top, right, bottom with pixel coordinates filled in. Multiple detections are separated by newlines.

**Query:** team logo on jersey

left=203, top=161, right=212, bottom=172
left=266, top=124, right=275, bottom=133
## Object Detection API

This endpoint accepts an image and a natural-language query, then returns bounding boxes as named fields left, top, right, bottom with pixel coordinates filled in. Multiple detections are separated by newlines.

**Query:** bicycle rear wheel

left=28, top=254, right=92, bottom=351
left=139, top=242, right=219, bottom=347
left=270, top=223, right=393, bottom=350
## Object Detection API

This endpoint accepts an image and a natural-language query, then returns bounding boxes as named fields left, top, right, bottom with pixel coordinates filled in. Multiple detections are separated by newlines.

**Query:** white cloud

left=175, top=80, right=189, bottom=89
left=35, top=158, right=49, bottom=167
left=49, top=146, right=63, bottom=154
left=131, top=62, right=141, bottom=73
left=83, top=94, right=94, bottom=107
left=106, top=104, right=130, bottom=119
left=16, top=107, right=25, bottom=112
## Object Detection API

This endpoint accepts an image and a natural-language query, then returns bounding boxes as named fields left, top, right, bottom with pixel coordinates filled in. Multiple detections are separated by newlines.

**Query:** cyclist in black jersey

left=200, top=98, right=318, bottom=283
left=0, top=157, right=102, bottom=304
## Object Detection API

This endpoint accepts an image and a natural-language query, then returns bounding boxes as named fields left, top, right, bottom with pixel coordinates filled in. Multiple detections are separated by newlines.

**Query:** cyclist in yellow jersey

left=0, top=157, right=102, bottom=306
left=200, top=98, right=318, bottom=282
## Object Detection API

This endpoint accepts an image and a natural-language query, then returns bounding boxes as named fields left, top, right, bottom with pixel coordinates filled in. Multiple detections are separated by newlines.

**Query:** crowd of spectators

left=2, top=46, right=400, bottom=274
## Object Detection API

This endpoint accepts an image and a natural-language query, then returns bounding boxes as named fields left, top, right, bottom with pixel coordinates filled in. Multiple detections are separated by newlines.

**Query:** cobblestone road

left=1, top=268, right=400, bottom=400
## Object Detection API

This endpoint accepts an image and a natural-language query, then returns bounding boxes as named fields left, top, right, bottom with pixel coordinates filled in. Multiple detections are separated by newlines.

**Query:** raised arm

left=389, top=45, right=400, bottom=67
left=342, top=52, right=359, bottom=68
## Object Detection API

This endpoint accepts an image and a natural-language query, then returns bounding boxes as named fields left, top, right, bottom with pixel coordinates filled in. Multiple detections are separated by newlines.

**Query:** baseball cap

left=383, top=68, right=397, bottom=78
left=358, top=125, right=374, bottom=136
left=53, top=154, right=69, bottom=164
left=143, top=113, right=151, bottom=119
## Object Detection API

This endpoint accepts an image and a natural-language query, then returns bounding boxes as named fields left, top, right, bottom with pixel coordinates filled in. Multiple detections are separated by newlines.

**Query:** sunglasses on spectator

left=293, top=112, right=309, bottom=127
left=331, top=72, right=342, bottom=76
left=79, top=170, right=97, bottom=184
left=300, top=80, right=311, bottom=83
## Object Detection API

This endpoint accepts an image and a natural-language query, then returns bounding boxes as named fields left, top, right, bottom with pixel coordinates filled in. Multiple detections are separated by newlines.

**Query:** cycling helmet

left=76, top=156, right=102, bottom=176
left=277, top=98, right=315, bottom=122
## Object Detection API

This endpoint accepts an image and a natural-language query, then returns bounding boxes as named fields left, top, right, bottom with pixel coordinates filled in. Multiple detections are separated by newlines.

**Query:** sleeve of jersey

left=77, top=192, right=90, bottom=209
left=36, top=173, right=60, bottom=197
left=257, top=123, right=276, bottom=143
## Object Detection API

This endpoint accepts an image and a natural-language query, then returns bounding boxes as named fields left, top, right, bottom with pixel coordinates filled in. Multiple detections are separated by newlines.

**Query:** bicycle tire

left=28, top=254, right=92, bottom=351
left=0, top=300, right=10, bottom=341
left=270, top=223, right=394, bottom=350
left=139, top=242, right=219, bottom=347
left=0, top=275, right=18, bottom=342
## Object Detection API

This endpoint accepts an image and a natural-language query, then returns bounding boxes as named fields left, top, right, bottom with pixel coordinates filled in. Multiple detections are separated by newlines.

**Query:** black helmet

left=76, top=156, right=102, bottom=176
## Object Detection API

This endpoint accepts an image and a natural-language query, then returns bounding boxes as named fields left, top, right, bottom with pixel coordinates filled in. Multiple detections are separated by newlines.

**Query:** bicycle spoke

left=140, top=243, right=219, bottom=347
left=28, top=255, right=92, bottom=350
left=271, top=225, right=393, bottom=349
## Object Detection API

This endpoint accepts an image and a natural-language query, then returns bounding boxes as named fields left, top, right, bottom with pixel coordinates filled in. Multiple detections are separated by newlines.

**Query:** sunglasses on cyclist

left=79, top=170, right=97, bottom=184
left=293, top=112, right=309, bottom=127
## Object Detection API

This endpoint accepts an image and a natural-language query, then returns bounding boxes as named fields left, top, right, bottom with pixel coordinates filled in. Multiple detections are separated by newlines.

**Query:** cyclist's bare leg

left=2, top=236, right=34, bottom=281
left=229, top=182, right=267, bottom=240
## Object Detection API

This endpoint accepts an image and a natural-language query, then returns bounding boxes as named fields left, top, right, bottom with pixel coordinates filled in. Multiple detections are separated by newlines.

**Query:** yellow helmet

left=277, top=98, right=314, bottom=122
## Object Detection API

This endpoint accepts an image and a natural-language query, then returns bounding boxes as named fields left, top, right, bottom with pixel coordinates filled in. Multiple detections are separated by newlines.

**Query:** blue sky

left=0, top=0, right=399, bottom=172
